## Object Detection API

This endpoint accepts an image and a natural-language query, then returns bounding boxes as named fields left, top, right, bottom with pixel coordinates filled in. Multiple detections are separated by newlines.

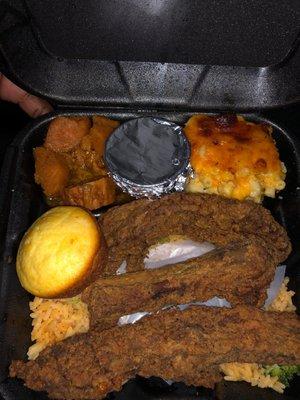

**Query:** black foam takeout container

left=0, top=110, right=299, bottom=400
left=0, top=1, right=300, bottom=399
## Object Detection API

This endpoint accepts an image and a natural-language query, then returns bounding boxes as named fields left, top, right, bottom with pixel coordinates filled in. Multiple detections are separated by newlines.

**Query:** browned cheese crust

left=82, top=241, right=279, bottom=328
left=10, top=306, right=300, bottom=400
left=100, top=193, right=291, bottom=275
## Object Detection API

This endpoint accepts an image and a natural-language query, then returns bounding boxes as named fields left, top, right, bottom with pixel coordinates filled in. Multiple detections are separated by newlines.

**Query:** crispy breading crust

left=10, top=306, right=300, bottom=400
left=82, top=241, right=279, bottom=328
left=100, top=193, right=291, bottom=275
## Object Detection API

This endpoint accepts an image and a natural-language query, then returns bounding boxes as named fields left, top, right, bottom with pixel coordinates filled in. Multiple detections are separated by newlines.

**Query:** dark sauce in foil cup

left=104, top=117, right=191, bottom=197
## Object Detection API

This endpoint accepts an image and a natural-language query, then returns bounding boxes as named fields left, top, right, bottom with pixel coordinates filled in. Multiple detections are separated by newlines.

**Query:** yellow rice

left=27, top=295, right=89, bottom=360
left=28, top=276, right=296, bottom=393
left=220, top=363, right=285, bottom=393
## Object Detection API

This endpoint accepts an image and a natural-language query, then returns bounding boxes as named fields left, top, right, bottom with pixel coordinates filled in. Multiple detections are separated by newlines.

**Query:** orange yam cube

left=63, top=177, right=116, bottom=210
left=34, top=147, right=70, bottom=196
left=45, top=117, right=91, bottom=152
left=89, top=116, right=120, bottom=156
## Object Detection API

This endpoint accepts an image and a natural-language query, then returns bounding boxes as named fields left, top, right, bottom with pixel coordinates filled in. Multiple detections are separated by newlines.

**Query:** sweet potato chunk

left=64, top=147, right=106, bottom=183
left=89, top=116, right=120, bottom=156
left=92, top=115, right=120, bottom=130
left=34, top=147, right=69, bottom=196
left=35, top=116, right=119, bottom=209
left=63, top=176, right=116, bottom=210
left=45, top=117, right=91, bottom=152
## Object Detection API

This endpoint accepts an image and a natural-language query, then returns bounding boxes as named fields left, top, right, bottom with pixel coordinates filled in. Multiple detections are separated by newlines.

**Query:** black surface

left=0, top=108, right=299, bottom=400
left=0, top=0, right=299, bottom=109
left=0, top=102, right=29, bottom=166
left=25, top=0, right=300, bottom=67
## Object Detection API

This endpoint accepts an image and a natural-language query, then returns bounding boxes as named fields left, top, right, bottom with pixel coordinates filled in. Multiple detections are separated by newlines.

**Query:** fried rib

left=82, top=241, right=278, bottom=328
left=10, top=306, right=300, bottom=400
left=100, top=193, right=291, bottom=275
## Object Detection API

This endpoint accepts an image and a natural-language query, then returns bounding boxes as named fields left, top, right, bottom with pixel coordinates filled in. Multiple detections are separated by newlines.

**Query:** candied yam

left=89, top=132, right=108, bottom=157
left=45, top=117, right=91, bottom=152
left=92, top=115, right=120, bottom=130
left=79, top=134, right=93, bottom=151
left=66, top=147, right=106, bottom=181
left=63, top=177, right=116, bottom=210
left=34, top=147, right=70, bottom=196
left=89, top=116, right=120, bottom=156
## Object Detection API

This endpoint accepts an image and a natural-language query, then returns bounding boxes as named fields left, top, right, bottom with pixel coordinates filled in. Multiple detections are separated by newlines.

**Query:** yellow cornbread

left=16, top=206, right=102, bottom=298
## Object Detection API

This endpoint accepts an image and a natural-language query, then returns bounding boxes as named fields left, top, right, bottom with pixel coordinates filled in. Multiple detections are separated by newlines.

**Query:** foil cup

left=104, top=117, right=191, bottom=198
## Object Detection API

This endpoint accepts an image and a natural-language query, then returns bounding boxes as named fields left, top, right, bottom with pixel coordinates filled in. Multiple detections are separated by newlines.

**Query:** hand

left=0, top=74, right=52, bottom=117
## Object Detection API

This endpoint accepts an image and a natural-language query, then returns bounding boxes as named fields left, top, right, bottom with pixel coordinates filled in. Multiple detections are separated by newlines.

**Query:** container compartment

left=0, top=110, right=299, bottom=400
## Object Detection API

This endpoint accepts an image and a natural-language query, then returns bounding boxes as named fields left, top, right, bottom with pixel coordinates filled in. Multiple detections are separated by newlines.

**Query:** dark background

left=0, top=102, right=29, bottom=166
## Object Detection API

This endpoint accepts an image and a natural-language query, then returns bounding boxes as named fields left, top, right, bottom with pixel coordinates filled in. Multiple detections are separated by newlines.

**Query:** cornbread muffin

left=184, top=114, right=286, bottom=202
left=16, top=206, right=107, bottom=298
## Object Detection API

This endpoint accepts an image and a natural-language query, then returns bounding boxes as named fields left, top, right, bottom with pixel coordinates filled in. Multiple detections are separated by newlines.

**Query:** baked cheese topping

left=184, top=114, right=286, bottom=202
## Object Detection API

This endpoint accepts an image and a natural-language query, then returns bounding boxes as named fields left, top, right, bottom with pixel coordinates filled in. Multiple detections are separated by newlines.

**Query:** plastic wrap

left=145, top=239, right=216, bottom=269
left=264, top=264, right=286, bottom=308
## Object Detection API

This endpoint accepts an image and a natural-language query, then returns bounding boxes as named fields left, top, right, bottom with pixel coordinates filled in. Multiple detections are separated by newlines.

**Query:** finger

left=0, top=75, right=52, bottom=117
left=18, top=92, right=53, bottom=118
